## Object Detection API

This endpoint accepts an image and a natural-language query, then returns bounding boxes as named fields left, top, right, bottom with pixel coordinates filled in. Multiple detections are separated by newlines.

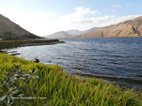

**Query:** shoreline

left=74, top=72, right=142, bottom=90
left=0, top=40, right=142, bottom=105
left=0, top=53, right=142, bottom=105
left=0, top=39, right=65, bottom=49
left=1, top=39, right=142, bottom=90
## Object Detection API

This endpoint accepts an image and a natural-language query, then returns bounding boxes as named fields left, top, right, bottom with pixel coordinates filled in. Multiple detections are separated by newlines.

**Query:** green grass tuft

left=0, top=53, right=142, bottom=106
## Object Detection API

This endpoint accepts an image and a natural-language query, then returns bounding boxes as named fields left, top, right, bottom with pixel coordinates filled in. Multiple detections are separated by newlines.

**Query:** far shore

left=0, top=39, right=65, bottom=49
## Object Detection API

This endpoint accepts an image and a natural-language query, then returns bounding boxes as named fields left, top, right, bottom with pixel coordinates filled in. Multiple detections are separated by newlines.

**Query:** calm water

left=6, top=38, right=142, bottom=89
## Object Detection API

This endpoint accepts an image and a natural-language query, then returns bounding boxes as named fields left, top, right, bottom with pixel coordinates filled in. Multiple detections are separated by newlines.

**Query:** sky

left=0, top=0, right=141, bottom=36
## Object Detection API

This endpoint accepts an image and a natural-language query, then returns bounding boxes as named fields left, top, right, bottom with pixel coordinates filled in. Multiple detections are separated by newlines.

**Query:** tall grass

left=0, top=53, right=142, bottom=106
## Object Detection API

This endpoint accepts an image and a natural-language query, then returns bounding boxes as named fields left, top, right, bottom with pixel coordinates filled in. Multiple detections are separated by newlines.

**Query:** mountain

left=0, top=14, right=40, bottom=40
left=77, top=16, right=142, bottom=38
left=46, top=31, right=72, bottom=39
left=46, top=27, right=99, bottom=39
left=46, top=16, right=142, bottom=39
left=85, top=27, right=98, bottom=33
left=67, top=27, right=98, bottom=35
left=66, top=30, right=85, bottom=35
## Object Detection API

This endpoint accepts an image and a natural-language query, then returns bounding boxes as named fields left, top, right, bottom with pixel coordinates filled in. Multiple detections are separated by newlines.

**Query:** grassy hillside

left=0, top=53, right=142, bottom=106
left=0, top=14, right=40, bottom=40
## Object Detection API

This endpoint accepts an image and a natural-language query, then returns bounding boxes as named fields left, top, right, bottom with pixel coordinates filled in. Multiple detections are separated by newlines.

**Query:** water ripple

left=6, top=38, right=142, bottom=89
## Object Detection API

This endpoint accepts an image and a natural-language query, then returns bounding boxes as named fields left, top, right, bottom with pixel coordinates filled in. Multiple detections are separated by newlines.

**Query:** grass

left=0, top=53, right=142, bottom=106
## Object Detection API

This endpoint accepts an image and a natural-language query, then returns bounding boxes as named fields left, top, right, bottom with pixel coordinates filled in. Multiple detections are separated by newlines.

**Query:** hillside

left=67, top=29, right=85, bottom=35
left=46, top=31, right=72, bottom=39
left=77, top=16, right=142, bottom=38
left=0, top=14, right=40, bottom=40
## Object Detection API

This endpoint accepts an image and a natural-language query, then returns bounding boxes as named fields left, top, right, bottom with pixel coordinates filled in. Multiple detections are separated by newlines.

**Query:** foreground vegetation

left=0, top=53, right=142, bottom=106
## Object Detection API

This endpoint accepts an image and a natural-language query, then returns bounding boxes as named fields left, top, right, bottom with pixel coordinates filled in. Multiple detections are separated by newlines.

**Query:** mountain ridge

left=46, top=16, right=142, bottom=39
left=46, top=27, right=98, bottom=39
left=77, top=16, right=142, bottom=38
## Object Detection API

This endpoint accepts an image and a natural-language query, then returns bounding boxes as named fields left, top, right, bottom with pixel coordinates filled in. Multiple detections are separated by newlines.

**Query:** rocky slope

left=0, top=14, right=40, bottom=40
left=77, top=16, right=142, bottom=38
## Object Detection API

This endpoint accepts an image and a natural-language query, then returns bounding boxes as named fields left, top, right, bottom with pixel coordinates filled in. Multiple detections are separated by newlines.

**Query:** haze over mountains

left=46, top=27, right=98, bottom=39
left=46, top=16, right=142, bottom=39
left=0, top=13, right=142, bottom=40
left=0, top=14, right=40, bottom=40
left=46, top=31, right=72, bottom=39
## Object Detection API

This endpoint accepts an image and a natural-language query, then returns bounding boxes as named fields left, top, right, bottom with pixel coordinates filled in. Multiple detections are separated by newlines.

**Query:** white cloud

left=80, top=15, right=140, bottom=27
left=49, top=7, right=100, bottom=32
left=73, top=7, right=98, bottom=18
left=112, top=5, right=122, bottom=8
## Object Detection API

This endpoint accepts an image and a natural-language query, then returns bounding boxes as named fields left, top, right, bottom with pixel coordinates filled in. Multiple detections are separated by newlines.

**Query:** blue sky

left=0, top=0, right=141, bottom=36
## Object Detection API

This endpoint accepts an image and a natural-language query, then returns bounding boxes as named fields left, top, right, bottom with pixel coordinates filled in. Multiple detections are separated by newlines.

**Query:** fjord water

left=7, top=38, right=142, bottom=89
